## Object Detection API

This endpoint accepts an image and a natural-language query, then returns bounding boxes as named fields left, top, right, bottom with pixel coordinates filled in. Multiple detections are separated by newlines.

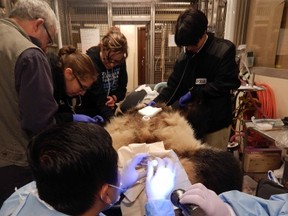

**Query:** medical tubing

left=166, top=59, right=190, bottom=105
left=165, top=45, right=204, bottom=106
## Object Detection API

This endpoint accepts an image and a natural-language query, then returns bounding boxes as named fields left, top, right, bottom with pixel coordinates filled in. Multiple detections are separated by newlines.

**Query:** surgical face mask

left=109, top=194, right=121, bottom=207
left=107, top=184, right=122, bottom=206
left=101, top=184, right=122, bottom=209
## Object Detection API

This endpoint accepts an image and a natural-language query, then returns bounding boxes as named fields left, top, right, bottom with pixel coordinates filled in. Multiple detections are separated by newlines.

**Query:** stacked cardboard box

left=243, top=146, right=282, bottom=173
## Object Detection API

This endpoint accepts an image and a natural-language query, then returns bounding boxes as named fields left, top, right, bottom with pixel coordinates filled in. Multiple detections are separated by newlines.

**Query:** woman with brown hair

left=85, top=26, right=128, bottom=111
left=48, top=45, right=108, bottom=124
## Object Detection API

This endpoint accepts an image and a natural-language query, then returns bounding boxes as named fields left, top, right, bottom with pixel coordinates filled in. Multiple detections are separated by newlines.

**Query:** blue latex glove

left=73, top=114, right=96, bottom=123
left=121, top=153, right=149, bottom=191
left=179, top=92, right=192, bottom=107
left=146, top=101, right=156, bottom=107
left=93, top=115, right=105, bottom=124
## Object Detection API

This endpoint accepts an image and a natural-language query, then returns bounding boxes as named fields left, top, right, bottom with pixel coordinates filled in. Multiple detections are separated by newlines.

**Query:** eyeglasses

left=72, top=71, right=89, bottom=91
left=108, top=184, right=124, bottom=193
left=43, top=23, right=54, bottom=45
left=104, top=51, right=125, bottom=65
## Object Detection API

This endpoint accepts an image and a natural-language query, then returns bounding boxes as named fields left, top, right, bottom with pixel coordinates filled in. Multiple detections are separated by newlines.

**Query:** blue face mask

left=101, top=193, right=120, bottom=210
left=109, top=194, right=121, bottom=207
left=101, top=184, right=122, bottom=209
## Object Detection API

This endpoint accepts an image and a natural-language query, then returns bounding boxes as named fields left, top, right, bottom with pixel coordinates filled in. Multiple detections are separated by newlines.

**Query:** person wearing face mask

left=85, top=26, right=128, bottom=112
left=148, top=8, right=241, bottom=150
left=47, top=45, right=113, bottom=125
left=0, top=123, right=176, bottom=216
left=0, top=0, right=58, bottom=206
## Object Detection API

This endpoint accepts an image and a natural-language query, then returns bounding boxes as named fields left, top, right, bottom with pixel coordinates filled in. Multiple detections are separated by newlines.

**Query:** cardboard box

left=243, top=146, right=282, bottom=173
left=246, top=0, right=285, bottom=67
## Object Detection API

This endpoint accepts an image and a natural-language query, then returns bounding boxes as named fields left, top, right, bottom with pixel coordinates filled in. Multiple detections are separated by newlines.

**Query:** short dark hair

left=180, top=147, right=243, bottom=195
left=175, top=8, right=208, bottom=46
left=27, top=122, right=118, bottom=215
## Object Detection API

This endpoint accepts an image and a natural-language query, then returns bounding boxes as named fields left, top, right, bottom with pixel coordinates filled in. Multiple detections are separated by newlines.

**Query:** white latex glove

left=146, top=157, right=176, bottom=200
left=121, top=153, right=149, bottom=191
left=179, top=183, right=231, bottom=216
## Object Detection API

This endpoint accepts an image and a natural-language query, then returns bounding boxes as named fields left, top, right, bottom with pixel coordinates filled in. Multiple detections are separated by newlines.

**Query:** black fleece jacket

left=47, top=52, right=114, bottom=123
left=154, top=33, right=241, bottom=138
left=86, top=46, right=128, bottom=103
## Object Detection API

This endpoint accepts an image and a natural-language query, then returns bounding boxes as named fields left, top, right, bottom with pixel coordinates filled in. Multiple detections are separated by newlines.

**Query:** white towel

left=117, top=141, right=192, bottom=216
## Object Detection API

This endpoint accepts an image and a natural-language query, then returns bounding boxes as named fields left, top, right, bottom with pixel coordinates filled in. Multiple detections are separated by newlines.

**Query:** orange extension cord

left=255, top=82, right=277, bottom=119
left=230, top=82, right=276, bottom=144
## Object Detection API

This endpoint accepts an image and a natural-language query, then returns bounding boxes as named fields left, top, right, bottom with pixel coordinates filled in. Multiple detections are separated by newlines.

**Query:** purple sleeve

left=15, top=48, right=57, bottom=135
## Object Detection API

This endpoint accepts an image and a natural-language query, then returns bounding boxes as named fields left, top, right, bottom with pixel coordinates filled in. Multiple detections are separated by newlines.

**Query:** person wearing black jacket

left=86, top=26, right=128, bottom=112
left=152, top=8, right=241, bottom=150
left=0, top=0, right=58, bottom=206
left=48, top=45, right=114, bottom=124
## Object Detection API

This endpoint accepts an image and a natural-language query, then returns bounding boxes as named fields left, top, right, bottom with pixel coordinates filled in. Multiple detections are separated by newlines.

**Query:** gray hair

left=9, top=0, right=57, bottom=31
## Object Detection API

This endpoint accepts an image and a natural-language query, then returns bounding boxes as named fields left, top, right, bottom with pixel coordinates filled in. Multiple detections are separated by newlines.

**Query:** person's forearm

left=145, top=200, right=175, bottom=216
